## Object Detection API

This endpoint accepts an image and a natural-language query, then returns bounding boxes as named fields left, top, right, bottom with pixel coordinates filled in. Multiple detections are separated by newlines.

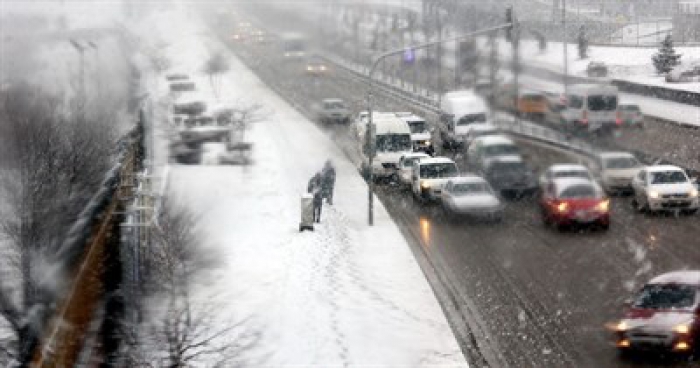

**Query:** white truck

left=355, top=112, right=413, bottom=180
left=561, top=84, right=620, bottom=133
left=437, top=90, right=492, bottom=150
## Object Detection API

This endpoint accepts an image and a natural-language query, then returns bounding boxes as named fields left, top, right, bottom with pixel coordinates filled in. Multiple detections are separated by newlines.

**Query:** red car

left=611, top=271, right=700, bottom=355
left=540, top=177, right=610, bottom=230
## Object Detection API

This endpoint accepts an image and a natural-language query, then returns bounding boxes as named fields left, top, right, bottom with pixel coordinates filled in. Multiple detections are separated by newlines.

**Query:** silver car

left=441, top=176, right=504, bottom=221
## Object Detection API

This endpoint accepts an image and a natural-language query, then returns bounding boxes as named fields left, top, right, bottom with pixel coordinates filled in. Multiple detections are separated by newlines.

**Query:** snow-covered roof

left=400, top=152, right=430, bottom=160
left=649, top=271, right=700, bottom=286
left=449, top=175, right=487, bottom=185
left=470, top=123, right=498, bottom=132
left=322, top=98, right=345, bottom=104
left=473, top=135, right=515, bottom=146
left=418, top=157, right=456, bottom=166
left=598, top=151, right=636, bottom=160
left=489, top=155, right=524, bottom=164
left=646, top=165, right=685, bottom=173
left=549, top=164, right=589, bottom=173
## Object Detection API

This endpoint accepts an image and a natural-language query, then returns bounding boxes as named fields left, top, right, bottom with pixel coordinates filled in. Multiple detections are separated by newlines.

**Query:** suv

left=593, top=152, right=643, bottom=194
left=483, top=156, right=538, bottom=198
left=411, top=157, right=460, bottom=202
left=315, top=98, right=351, bottom=124
left=631, top=165, right=699, bottom=214
left=586, top=61, right=608, bottom=78
left=466, top=135, right=521, bottom=173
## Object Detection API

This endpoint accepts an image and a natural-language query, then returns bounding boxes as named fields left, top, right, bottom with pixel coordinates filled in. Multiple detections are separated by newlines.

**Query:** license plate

left=575, top=210, right=595, bottom=222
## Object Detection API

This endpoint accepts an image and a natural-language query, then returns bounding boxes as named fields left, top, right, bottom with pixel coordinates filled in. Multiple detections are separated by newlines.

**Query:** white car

left=631, top=165, right=699, bottom=214
left=593, top=152, right=643, bottom=194
left=396, top=112, right=432, bottom=152
left=411, top=157, right=460, bottom=202
left=397, top=152, right=430, bottom=188
left=441, top=176, right=504, bottom=221
left=539, top=164, right=601, bottom=193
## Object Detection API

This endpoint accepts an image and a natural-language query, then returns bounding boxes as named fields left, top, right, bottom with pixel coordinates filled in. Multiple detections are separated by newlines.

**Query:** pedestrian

left=424, top=142, right=435, bottom=157
left=308, top=172, right=321, bottom=193
left=321, top=160, right=336, bottom=205
left=312, top=185, right=323, bottom=223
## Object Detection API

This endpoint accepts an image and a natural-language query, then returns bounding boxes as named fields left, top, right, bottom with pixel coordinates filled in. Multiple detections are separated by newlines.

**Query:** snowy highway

left=213, top=7, right=700, bottom=367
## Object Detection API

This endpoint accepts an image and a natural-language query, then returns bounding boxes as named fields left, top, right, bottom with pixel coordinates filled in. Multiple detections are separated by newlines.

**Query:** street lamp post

left=69, top=39, right=86, bottom=105
left=365, top=23, right=512, bottom=225
left=562, top=0, right=569, bottom=97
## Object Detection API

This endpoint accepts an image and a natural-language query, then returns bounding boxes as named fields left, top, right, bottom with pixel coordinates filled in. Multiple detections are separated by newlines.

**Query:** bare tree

left=0, top=83, right=116, bottom=365
left=202, top=51, right=230, bottom=100
left=120, top=199, right=260, bottom=367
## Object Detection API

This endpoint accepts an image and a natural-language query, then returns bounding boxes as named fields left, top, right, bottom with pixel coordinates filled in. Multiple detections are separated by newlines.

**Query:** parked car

left=482, top=156, right=538, bottom=198
left=441, top=176, right=504, bottom=221
left=665, top=65, right=700, bottom=83
left=539, top=164, right=600, bottom=193
left=586, top=61, right=609, bottom=77
left=618, top=104, right=644, bottom=128
left=411, top=157, right=460, bottom=202
left=611, top=271, right=700, bottom=355
left=314, top=98, right=351, bottom=124
left=593, top=152, right=644, bottom=194
left=397, top=152, right=430, bottom=188
left=631, top=165, right=699, bottom=214
left=540, top=177, right=610, bottom=230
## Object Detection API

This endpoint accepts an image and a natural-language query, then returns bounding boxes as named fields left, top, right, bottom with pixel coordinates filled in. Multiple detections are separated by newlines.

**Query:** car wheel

left=599, top=222, right=610, bottom=231
left=632, top=196, right=647, bottom=213
left=682, top=209, right=698, bottom=215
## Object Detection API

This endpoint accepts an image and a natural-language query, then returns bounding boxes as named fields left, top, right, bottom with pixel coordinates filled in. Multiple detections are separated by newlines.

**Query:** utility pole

left=69, top=39, right=86, bottom=109
left=562, top=0, right=569, bottom=97
left=512, top=10, right=520, bottom=126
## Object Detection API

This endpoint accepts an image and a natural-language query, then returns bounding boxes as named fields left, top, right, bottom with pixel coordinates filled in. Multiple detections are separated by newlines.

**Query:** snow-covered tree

left=203, top=51, right=230, bottom=99
left=652, top=35, right=682, bottom=74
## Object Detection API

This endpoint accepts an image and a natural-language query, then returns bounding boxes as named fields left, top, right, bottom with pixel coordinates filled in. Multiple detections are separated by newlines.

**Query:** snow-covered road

left=149, top=6, right=467, bottom=367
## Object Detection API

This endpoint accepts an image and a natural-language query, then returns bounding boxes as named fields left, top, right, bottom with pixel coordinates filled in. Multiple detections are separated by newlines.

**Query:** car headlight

left=649, top=190, right=660, bottom=199
left=556, top=202, right=569, bottom=213
left=320, top=65, right=327, bottom=71
left=615, top=321, right=628, bottom=332
left=307, top=66, right=313, bottom=71
left=674, top=324, right=691, bottom=334
left=690, top=188, right=698, bottom=198
left=420, top=181, right=431, bottom=190
left=597, top=199, right=610, bottom=212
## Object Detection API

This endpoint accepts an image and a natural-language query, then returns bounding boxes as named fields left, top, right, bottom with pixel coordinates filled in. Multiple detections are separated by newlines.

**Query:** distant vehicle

left=249, top=29, right=269, bottom=44
left=496, top=86, right=547, bottom=120
left=586, top=61, right=609, bottom=78
left=665, top=65, right=700, bottom=83
left=593, top=152, right=643, bottom=194
left=165, top=73, right=189, bottom=82
left=543, top=92, right=567, bottom=126
left=356, top=112, right=413, bottom=180
left=437, top=90, right=491, bottom=149
left=482, top=156, right=538, bottom=198
left=280, top=33, right=306, bottom=59
left=539, top=164, right=600, bottom=193
left=463, top=123, right=499, bottom=149
left=631, top=165, right=699, bottom=214
left=611, top=270, right=700, bottom=355
left=169, top=81, right=196, bottom=93
left=466, top=135, right=521, bottom=173
left=314, top=98, right=351, bottom=124
left=395, top=112, right=432, bottom=153
left=441, top=176, right=504, bottom=221
left=618, top=104, right=644, bottom=128
left=411, top=157, right=460, bottom=202
left=397, top=152, right=430, bottom=188
left=179, top=105, right=233, bottom=148
left=561, top=84, right=620, bottom=133
left=540, top=177, right=610, bottom=230
left=172, top=92, right=208, bottom=116
left=305, top=57, right=328, bottom=75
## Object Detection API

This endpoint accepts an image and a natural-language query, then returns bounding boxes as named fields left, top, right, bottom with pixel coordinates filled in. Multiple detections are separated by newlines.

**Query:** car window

left=325, top=101, right=345, bottom=109
left=553, top=170, right=590, bottom=180
left=588, top=95, right=617, bottom=111
left=376, top=134, right=411, bottom=152
left=604, top=157, right=641, bottom=169
left=559, top=184, right=597, bottom=199
left=651, top=171, right=688, bottom=184
left=482, top=144, right=519, bottom=157
left=456, top=113, right=487, bottom=126
left=408, top=121, right=428, bottom=133
left=568, top=95, right=583, bottom=109
left=420, top=163, right=458, bottom=179
left=402, top=157, right=421, bottom=168
left=633, top=284, right=696, bottom=310
left=451, top=182, right=490, bottom=195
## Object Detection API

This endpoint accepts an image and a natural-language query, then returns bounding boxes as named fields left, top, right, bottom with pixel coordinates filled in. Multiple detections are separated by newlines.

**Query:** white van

left=395, top=112, right=432, bottom=152
left=561, top=84, right=620, bottom=132
left=437, top=90, right=491, bottom=149
left=356, top=113, right=413, bottom=179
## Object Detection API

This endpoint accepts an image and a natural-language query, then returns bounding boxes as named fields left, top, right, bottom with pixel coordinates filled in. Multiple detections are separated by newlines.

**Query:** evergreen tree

left=652, top=35, right=682, bottom=74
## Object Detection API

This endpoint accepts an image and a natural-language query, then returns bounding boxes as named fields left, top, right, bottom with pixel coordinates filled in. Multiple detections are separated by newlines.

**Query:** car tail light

left=581, top=110, right=588, bottom=125
left=616, top=110, right=622, bottom=125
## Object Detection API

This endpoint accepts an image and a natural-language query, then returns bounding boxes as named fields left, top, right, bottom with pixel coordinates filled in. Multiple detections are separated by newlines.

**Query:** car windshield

left=488, top=161, right=528, bottom=175
left=483, top=144, right=519, bottom=157
left=452, top=182, right=490, bottom=195
left=559, top=184, right=597, bottom=199
left=604, top=157, right=640, bottom=169
left=633, top=284, right=696, bottom=310
left=553, top=170, right=590, bottom=179
left=420, top=163, right=458, bottom=179
left=588, top=95, right=617, bottom=111
left=324, top=101, right=345, bottom=109
left=408, top=121, right=427, bottom=133
left=522, top=94, right=544, bottom=102
left=457, top=113, right=487, bottom=126
left=651, top=171, right=687, bottom=184
left=401, top=157, right=422, bottom=167
left=376, top=134, right=411, bottom=152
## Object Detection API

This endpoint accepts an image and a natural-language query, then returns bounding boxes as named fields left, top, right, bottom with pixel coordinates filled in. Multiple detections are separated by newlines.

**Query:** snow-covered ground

left=145, top=5, right=467, bottom=366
